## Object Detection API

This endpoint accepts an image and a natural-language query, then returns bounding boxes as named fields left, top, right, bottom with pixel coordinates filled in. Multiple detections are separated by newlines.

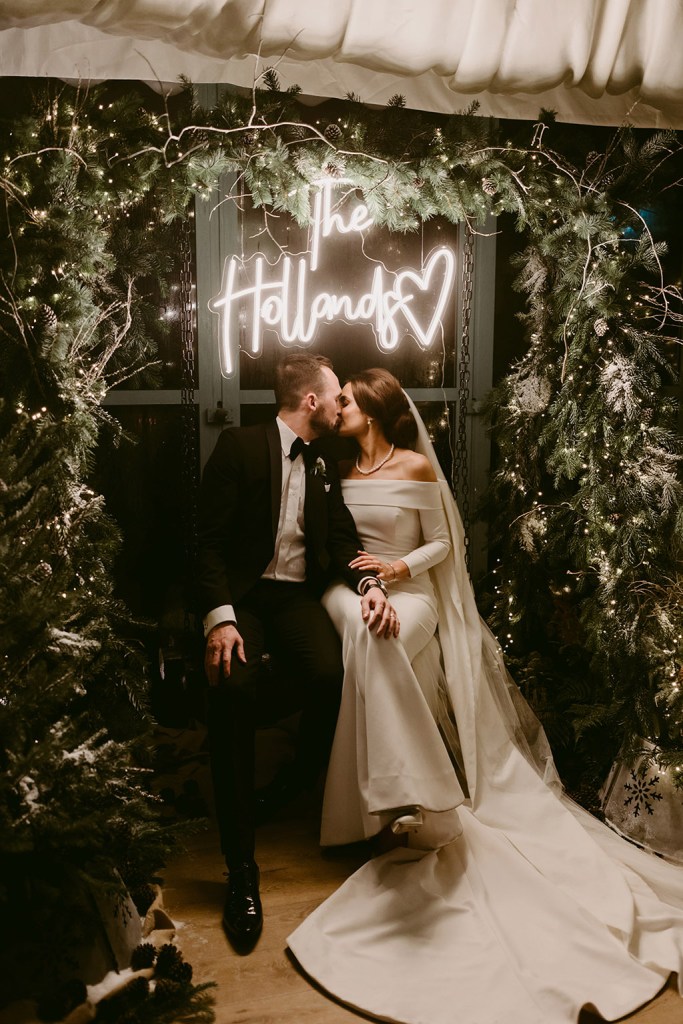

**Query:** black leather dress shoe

left=222, top=860, right=263, bottom=951
left=254, top=767, right=305, bottom=825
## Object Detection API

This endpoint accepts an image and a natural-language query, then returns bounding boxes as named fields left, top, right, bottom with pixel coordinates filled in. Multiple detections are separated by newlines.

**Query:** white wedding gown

left=320, top=478, right=464, bottom=851
left=288, top=408, right=683, bottom=1024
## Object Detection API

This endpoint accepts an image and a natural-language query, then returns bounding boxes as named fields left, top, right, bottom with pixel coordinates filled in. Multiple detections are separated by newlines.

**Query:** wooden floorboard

left=161, top=798, right=681, bottom=1024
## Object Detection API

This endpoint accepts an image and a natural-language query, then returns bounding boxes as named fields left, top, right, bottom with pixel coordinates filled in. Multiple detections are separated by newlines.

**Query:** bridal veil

left=287, top=396, right=683, bottom=1024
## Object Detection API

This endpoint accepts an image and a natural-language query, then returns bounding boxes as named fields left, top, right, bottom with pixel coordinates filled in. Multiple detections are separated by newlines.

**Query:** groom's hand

left=361, top=587, right=400, bottom=639
left=205, top=623, right=246, bottom=686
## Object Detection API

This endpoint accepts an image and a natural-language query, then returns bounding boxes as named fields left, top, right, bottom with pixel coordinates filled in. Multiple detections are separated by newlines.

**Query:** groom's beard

left=310, top=408, right=338, bottom=436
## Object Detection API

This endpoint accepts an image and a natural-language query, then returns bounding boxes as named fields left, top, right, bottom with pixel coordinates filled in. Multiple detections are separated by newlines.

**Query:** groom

left=198, top=352, right=398, bottom=950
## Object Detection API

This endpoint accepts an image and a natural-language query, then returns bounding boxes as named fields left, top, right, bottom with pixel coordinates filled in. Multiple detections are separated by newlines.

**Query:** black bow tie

left=288, top=436, right=308, bottom=461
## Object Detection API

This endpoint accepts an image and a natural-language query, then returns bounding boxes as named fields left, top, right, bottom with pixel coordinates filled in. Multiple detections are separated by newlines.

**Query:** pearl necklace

left=355, top=444, right=395, bottom=475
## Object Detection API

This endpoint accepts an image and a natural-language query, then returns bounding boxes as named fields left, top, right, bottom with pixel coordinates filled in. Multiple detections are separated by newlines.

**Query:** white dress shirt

left=203, top=417, right=308, bottom=637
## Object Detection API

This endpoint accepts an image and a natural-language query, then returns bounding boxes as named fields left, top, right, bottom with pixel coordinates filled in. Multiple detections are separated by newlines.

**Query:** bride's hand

left=348, top=548, right=395, bottom=581
left=350, top=552, right=407, bottom=583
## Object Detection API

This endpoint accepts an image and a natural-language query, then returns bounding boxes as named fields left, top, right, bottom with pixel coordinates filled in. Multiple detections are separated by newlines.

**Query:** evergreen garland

left=0, top=69, right=681, bottom=1007
left=164, top=82, right=682, bottom=789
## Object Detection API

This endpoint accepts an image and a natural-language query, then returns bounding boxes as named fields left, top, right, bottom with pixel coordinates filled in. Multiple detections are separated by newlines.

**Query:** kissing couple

left=198, top=352, right=683, bottom=1024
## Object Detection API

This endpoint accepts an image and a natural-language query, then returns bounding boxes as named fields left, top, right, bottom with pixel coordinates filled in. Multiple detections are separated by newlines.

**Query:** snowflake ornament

left=623, top=768, right=663, bottom=817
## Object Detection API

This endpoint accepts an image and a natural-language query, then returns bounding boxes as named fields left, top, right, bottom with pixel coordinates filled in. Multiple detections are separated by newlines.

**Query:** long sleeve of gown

left=400, top=505, right=451, bottom=578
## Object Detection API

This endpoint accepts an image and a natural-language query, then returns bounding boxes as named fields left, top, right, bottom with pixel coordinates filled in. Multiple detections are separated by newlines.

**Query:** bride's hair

left=347, top=368, right=417, bottom=449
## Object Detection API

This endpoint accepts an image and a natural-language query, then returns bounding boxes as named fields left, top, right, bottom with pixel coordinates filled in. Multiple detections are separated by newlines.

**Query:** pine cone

left=241, top=129, right=258, bottom=148
left=324, top=122, right=342, bottom=142
left=34, top=304, right=58, bottom=337
left=413, top=176, right=425, bottom=190
left=130, top=942, right=157, bottom=970
left=96, top=977, right=149, bottom=1021
left=154, top=979, right=183, bottom=1002
left=593, top=317, right=609, bottom=337
left=33, top=561, right=53, bottom=582
left=155, top=944, right=193, bottom=984
left=169, top=960, right=193, bottom=985
left=130, top=882, right=157, bottom=916
left=322, top=162, right=344, bottom=179
left=121, top=977, right=150, bottom=1003
left=481, top=178, right=497, bottom=196
left=155, top=943, right=184, bottom=979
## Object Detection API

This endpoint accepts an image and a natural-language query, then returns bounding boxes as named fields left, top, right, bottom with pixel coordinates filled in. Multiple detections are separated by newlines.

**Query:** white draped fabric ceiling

left=1, top=0, right=682, bottom=126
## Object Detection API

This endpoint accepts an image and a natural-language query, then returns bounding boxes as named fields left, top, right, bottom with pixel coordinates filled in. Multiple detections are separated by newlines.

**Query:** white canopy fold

left=1, top=0, right=682, bottom=126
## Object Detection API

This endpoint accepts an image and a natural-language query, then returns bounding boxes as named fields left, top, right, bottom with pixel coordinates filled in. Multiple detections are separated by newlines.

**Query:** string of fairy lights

left=3, top=79, right=682, bottom=781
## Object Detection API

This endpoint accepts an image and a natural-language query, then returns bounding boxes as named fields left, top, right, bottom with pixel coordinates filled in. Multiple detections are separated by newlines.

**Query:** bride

left=318, top=367, right=464, bottom=851
left=287, top=368, right=683, bottom=1024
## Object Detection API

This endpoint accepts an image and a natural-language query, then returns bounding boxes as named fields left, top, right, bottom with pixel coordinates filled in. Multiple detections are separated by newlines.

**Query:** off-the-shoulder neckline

left=340, top=477, right=440, bottom=485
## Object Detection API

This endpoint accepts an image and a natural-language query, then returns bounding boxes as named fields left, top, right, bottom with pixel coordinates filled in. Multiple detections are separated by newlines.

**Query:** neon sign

left=209, top=180, right=456, bottom=378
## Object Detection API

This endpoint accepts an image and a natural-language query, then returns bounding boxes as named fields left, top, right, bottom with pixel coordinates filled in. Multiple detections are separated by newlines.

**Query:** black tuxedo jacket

left=197, top=420, right=368, bottom=617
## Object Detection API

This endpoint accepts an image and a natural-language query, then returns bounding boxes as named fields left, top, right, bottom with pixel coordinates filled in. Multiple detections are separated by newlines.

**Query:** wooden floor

left=161, top=797, right=681, bottom=1024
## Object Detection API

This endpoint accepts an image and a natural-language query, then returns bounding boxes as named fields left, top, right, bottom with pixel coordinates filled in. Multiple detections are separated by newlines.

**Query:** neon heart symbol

left=393, top=247, right=456, bottom=349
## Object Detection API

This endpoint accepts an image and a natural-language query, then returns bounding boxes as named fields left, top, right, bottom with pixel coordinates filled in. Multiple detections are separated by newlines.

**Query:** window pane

left=415, top=400, right=456, bottom=486
left=93, top=406, right=190, bottom=617
left=109, top=222, right=197, bottom=391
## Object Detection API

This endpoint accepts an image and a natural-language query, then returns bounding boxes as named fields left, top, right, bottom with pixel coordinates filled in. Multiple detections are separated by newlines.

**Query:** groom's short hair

left=274, top=353, right=334, bottom=410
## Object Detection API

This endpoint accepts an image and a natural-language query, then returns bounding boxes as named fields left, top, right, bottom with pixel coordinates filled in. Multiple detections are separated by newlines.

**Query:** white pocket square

left=324, top=483, right=331, bottom=492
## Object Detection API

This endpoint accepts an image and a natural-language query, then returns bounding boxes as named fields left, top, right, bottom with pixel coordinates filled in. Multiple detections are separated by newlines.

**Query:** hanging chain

left=179, top=213, right=200, bottom=626
left=454, top=225, right=474, bottom=570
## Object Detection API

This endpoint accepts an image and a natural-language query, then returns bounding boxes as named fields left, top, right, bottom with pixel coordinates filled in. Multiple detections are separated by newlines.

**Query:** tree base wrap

left=600, top=741, right=683, bottom=864
left=0, top=886, right=178, bottom=1022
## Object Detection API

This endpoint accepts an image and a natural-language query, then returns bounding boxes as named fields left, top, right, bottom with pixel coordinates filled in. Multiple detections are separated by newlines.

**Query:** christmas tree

left=481, top=123, right=683, bottom=798
left=0, top=79, right=211, bottom=1014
